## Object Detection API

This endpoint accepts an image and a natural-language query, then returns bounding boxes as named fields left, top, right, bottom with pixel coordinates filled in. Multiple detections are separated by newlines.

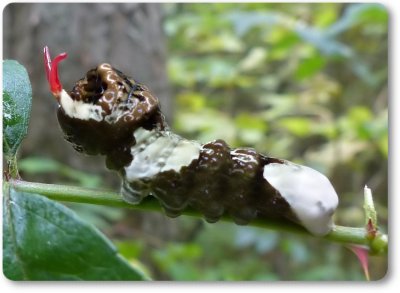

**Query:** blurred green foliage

left=18, top=157, right=102, bottom=188
left=155, top=2, right=387, bottom=280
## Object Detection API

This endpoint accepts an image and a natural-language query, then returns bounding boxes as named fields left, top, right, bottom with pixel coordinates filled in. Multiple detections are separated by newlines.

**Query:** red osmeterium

left=43, top=46, right=68, bottom=97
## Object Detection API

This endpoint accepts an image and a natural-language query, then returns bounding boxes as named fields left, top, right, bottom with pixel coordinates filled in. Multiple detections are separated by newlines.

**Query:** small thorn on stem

left=43, top=46, right=68, bottom=98
left=349, top=245, right=370, bottom=281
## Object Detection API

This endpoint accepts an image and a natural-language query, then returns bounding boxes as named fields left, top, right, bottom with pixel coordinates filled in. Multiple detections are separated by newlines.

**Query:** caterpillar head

left=44, top=47, right=164, bottom=157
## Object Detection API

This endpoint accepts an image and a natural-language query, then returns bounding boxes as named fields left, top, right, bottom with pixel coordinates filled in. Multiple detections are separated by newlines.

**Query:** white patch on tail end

left=263, top=161, right=338, bottom=236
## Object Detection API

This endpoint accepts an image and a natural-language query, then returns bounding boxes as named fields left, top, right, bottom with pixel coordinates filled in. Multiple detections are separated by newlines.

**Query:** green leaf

left=3, top=60, right=32, bottom=159
left=295, top=54, right=326, bottom=80
left=235, top=113, right=268, bottom=145
left=278, top=117, right=312, bottom=137
left=3, top=187, right=149, bottom=280
left=314, top=5, right=339, bottom=27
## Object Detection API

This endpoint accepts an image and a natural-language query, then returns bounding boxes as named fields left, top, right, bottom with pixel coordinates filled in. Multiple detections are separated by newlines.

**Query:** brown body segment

left=128, top=140, right=297, bottom=225
left=57, top=63, right=301, bottom=228
left=58, top=63, right=167, bottom=170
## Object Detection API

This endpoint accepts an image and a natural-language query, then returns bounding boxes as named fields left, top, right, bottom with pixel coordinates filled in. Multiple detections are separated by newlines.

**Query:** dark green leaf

left=3, top=60, right=32, bottom=159
left=3, top=187, right=149, bottom=280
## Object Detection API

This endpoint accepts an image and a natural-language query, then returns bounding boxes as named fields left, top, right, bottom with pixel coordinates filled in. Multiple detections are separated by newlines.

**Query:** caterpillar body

left=44, top=47, right=339, bottom=236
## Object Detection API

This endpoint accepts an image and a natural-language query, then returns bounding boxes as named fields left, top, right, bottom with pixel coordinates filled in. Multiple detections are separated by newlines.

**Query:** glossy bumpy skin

left=55, top=63, right=339, bottom=236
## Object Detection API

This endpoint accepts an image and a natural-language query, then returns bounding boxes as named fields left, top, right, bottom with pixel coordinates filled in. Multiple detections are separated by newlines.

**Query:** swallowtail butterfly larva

left=44, top=47, right=339, bottom=236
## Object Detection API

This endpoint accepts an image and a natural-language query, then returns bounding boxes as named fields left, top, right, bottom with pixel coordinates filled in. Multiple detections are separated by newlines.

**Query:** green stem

left=5, top=155, right=20, bottom=179
left=8, top=179, right=387, bottom=253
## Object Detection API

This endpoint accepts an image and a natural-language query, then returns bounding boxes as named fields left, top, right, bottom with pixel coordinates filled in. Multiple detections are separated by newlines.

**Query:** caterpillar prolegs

left=44, top=47, right=339, bottom=236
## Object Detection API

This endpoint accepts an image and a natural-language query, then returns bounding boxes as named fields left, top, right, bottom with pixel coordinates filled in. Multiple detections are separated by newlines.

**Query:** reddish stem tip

left=43, top=46, right=68, bottom=97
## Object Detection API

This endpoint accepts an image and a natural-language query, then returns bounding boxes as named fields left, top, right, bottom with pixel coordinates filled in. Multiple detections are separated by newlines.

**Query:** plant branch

left=8, top=179, right=387, bottom=254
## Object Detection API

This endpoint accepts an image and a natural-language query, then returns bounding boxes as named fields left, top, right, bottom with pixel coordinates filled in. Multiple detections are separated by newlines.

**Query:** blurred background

left=3, top=3, right=388, bottom=280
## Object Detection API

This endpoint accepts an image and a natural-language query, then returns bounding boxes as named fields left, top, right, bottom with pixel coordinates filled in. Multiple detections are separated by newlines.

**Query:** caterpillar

left=44, top=47, right=339, bottom=236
